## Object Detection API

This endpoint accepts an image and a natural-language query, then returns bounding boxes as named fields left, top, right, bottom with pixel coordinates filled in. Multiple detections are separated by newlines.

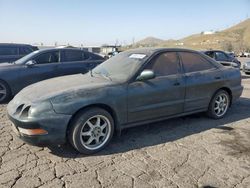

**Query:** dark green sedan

left=7, top=48, right=243, bottom=154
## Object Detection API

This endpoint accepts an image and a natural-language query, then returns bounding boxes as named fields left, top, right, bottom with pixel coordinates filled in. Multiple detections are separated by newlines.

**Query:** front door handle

left=215, top=76, right=221, bottom=80
left=173, top=82, right=180, bottom=86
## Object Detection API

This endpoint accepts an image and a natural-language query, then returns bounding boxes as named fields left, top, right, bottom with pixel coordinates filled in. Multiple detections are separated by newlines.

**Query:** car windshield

left=14, top=50, right=39, bottom=65
left=92, top=51, right=148, bottom=82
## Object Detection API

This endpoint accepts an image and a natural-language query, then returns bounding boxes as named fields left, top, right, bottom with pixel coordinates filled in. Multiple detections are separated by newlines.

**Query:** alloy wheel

left=214, top=93, right=229, bottom=117
left=0, top=83, right=7, bottom=102
left=80, top=115, right=111, bottom=150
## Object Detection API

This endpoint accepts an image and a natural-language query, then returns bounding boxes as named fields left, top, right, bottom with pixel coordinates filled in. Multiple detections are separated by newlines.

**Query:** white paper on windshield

left=129, top=54, right=146, bottom=59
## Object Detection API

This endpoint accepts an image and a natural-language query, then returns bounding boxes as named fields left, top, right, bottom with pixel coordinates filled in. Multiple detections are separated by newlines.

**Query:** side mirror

left=26, top=60, right=36, bottom=67
left=136, top=70, right=155, bottom=81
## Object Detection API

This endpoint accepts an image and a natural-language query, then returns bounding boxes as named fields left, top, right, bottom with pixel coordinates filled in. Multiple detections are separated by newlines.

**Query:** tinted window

left=0, top=47, right=18, bottom=55
left=34, top=51, right=59, bottom=64
left=19, top=47, right=32, bottom=55
left=31, top=46, right=39, bottom=51
left=180, top=52, right=215, bottom=73
left=215, top=52, right=228, bottom=61
left=205, top=51, right=215, bottom=59
left=64, top=50, right=83, bottom=62
left=145, top=52, right=179, bottom=76
left=88, top=52, right=104, bottom=60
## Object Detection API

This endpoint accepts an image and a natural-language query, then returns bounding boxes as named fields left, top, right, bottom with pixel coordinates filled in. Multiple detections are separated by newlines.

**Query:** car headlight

left=28, top=101, right=53, bottom=117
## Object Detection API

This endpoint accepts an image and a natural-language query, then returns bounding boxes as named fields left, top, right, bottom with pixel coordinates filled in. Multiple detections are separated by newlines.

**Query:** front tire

left=0, top=80, right=11, bottom=103
left=207, top=90, right=230, bottom=119
left=69, top=108, right=114, bottom=154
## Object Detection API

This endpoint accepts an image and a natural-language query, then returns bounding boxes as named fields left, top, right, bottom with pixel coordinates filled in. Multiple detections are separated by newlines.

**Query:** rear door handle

left=215, top=76, right=221, bottom=80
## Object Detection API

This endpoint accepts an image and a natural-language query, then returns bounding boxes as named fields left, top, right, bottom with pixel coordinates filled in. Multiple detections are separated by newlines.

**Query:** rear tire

left=68, top=107, right=114, bottom=154
left=207, top=90, right=230, bottom=119
left=0, top=80, right=11, bottom=103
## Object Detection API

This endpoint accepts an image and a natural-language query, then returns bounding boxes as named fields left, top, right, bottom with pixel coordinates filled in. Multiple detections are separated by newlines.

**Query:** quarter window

left=19, top=47, right=32, bottom=55
left=64, top=50, right=84, bottom=62
left=145, top=52, right=179, bottom=76
left=180, top=52, right=215, bottom=73
left=34, top=51, right=59, bottom=64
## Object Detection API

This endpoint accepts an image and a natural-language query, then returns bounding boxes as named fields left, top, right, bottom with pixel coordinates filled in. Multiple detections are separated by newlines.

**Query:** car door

left=17, top=50, right=60, bottom=90
left=179, top=52, right=223, bottom=112
left=0, top=46, right=19, bottom=63
left=59, top=49, right=94, bottom=76
left=127, top=52, right=185, bottom=123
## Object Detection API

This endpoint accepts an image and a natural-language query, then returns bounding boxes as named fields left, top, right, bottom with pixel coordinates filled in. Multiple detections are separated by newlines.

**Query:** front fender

left=50, top=85, right=127, bottom=125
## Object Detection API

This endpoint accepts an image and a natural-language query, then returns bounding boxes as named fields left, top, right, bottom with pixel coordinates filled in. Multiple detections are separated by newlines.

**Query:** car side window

left=180, top=52, right=215, bottom=73
left=205, top=52, right=215, bottom=59
left=215, top=52, right=228, bottom=61
left=145, top=52, right=180, bottom=77
left=0, top=47, right=18, bottom=56
left=19, top=47, right=32, bottom=55
left=34, top=51, right=59, bottom=64
left=88, top=53, right=104, bottom=60
left=64, top=50, right=83, bottom=62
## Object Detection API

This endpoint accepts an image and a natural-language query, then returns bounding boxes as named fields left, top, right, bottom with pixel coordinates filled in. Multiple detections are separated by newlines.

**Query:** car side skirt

left=120, top=108, right=207, bottom=130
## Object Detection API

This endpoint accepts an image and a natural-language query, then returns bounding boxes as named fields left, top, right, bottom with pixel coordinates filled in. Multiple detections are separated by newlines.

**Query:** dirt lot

left=0, top=73, right=250, bottom=188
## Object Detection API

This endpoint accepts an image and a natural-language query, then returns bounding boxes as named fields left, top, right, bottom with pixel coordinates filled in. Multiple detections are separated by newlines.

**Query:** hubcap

left=0, top=83, right=7, bottom=102
left=214, top=93, right=229, bottom=117
left=80, top=115, right=111, bottom=150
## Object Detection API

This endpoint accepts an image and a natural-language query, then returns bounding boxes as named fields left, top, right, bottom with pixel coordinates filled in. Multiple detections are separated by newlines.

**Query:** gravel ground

left=0, top=73, right=250, bottom=188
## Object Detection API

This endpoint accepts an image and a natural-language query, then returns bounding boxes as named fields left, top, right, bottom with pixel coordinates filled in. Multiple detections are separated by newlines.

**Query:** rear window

left=180, top=52, right=215, bottom=73
left=0, top=47, right=18, bottom=56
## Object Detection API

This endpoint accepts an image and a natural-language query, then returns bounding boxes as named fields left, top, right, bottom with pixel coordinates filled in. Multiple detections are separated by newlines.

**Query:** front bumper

left=7, top=101, right=72, bottom=146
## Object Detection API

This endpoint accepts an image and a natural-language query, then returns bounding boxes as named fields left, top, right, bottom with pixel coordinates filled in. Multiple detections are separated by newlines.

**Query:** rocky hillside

left=133, top=19, right=250, bottom=52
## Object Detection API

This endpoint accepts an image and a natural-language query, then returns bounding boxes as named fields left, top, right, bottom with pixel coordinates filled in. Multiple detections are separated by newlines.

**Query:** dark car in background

left=227, top=52, right=236, bottom=58
left=0, top=43, right=38, bottom=63
left=0, top=48, right=104, bottom=102
left=202, top=50, right=241, bottom=68
left=7, top=48, right=243, bottom=154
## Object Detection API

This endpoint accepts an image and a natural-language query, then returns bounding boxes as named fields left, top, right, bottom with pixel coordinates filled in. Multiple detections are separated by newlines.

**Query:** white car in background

left=243, top=61, right=250, bottom=75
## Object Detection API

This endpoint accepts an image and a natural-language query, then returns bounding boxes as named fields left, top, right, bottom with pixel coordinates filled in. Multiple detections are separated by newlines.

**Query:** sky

left=0, top=0, right=250, bottom=46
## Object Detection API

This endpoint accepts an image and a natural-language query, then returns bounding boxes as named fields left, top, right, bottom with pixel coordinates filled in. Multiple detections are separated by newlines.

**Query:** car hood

left=13, top=73, right=112, bottom=103
left=0, top=62, right=17, bottom=68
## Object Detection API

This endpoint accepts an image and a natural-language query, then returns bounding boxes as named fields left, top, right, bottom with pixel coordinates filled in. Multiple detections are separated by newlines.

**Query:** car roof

left=124, top=47, right=202, bottom=56
left=0, top=43, right=35, bottom=47
left=202, top=50, right=225, bottom=53
left=36, top=48, right=85, bottom=53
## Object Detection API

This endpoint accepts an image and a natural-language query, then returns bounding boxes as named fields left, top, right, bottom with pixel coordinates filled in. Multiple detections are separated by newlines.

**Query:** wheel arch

left=66, top=103, right=120, bottom=136
left=0, top=78, right=11, bottom=90
left=214, top=87, right=233, bottom=106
